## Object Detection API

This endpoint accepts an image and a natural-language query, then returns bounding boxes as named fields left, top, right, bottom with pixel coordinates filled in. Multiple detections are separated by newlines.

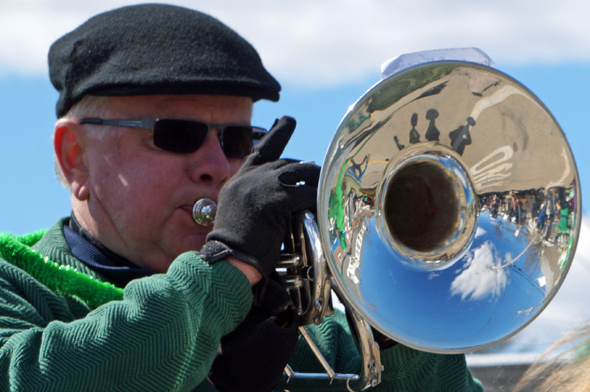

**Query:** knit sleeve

left=286, top=310, right=361, bottom=375
left=0, top=253, right=252, bottom=392
left=374, top=344, right=484, bottom=392
left=284, top=310, right=483, bottom=392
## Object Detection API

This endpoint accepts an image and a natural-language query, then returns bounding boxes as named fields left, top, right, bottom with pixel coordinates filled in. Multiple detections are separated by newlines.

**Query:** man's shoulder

left=32, top=218, right=74, bottom=259
left=32, top=218, right=103, bottom=277
left=1, top=218, right=100, bottom=315
left=0, top=217, right=96, bottom=298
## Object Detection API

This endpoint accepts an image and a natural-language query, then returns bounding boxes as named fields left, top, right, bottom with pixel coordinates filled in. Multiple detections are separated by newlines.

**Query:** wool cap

left=49, top=3, right=280, bottom=118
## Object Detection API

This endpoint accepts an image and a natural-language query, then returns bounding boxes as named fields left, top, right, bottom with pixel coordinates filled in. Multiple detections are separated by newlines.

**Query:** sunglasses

left=79, top=118, right=266, bottom=159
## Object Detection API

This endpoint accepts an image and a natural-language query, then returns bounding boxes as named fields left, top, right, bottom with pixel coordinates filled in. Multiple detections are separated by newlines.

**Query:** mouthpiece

left=192, top=198, right=217, bottom=226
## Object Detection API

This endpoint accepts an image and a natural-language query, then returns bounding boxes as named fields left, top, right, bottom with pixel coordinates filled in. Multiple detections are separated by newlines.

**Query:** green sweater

left=0, top=220, right=482, bottom=391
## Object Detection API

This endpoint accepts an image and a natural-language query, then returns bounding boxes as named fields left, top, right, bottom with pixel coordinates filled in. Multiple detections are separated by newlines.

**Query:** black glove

left=208, top=273, right=299, bottom=392
left=201, top=116, right=321, bottom=278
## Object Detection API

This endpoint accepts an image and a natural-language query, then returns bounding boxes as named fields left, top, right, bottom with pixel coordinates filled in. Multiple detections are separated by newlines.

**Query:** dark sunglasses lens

left=153, top=119, right=208, bottom=153
left=222, top=127, right=255, bottom=159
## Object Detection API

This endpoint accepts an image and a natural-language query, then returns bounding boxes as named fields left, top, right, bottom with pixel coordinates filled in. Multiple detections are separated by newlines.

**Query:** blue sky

left=3, top=63, right=588, bottom=234
left=1, top=0, right=589, bottom=234
left=1, top=0, right=590, bottom=353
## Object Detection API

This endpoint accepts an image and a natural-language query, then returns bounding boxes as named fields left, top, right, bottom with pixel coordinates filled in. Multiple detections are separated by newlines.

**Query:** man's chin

left=178, top=232, right=208, bottom=254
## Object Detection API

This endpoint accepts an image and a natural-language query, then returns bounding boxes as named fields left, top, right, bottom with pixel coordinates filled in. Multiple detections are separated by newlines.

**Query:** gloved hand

left=208, top=273, right=299, bottom=392
left=200, top=116, right=321, bottom=278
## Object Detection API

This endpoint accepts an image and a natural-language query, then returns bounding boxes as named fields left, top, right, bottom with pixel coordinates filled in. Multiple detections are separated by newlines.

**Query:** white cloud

left=1, top=0, right=589, bottom=86
left=475, top=227, right=487, bottom=238
left=450, top=240, right=509, bottom=301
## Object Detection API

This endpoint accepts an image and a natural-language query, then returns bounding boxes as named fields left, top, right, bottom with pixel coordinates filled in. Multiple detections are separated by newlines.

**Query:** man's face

left=74, top=94, right=253, bottom=272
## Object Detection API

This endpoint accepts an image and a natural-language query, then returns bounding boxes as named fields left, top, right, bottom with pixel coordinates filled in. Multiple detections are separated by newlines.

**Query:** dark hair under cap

left=49, top=3, right=280, bottom=118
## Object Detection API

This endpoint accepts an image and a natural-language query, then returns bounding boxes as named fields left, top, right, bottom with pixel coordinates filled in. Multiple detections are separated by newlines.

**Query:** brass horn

left=194, top=58, right=581, bottom=391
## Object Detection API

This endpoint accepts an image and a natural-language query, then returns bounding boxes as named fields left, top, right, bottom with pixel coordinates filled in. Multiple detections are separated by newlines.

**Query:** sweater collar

left=65, top=215, right=155, bottom=287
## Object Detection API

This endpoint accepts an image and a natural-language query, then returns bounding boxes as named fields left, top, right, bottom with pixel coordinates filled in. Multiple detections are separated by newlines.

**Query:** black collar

left=64, top=215, right=155, bottom=287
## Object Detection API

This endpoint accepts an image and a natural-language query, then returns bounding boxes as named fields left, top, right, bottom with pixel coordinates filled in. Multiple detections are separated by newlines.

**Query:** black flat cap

left=49, top=3, right=280, bottom=118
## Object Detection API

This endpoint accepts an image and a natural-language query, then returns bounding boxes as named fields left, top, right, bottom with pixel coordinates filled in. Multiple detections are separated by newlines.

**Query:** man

left=0, top=4, right=483, bottom=391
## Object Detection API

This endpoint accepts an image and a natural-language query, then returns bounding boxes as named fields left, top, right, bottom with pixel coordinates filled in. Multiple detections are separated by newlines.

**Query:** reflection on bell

left=317, top=60, right=581, bottom=354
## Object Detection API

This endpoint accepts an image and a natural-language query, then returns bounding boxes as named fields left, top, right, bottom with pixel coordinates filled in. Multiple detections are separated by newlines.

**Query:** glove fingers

left=258, top=158, right=300, bottom=171
left=290, top=184, right=319, bottom=212
left=246, top=116, right=296, bottom=166
left=277, top=162, right=321, bottom=187
left=275, top=162, right=320, bottom=212
left=252, top=272, right=293, bottom=314
left=300, top=163, right=321, bottom=187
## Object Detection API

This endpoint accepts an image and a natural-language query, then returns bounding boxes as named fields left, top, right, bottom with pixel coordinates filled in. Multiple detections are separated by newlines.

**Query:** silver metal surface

left=280, top=211, right=333, bottom=327
left=280, top=213, right=381, bottom=391
left=192, top=198, right=217, bottom=226
left=318, top=61, right=581, bottom=354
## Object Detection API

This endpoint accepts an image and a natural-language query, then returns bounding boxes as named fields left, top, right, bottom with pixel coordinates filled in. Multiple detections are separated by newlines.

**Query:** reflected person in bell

left=0, top=4, right=482, bottom=391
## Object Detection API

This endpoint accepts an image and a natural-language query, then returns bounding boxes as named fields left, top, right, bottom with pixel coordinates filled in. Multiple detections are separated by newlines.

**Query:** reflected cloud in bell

left=450, top=241, right=509, bottom=301
left=475, top=227, right=487, bottom=238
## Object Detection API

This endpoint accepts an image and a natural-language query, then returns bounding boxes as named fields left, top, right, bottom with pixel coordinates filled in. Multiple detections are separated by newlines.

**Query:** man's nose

left=188, top=130, right=231, bottom=185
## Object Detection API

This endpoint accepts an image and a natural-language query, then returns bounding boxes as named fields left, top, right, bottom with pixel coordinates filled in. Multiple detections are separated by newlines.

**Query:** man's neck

left=69, top=213, right=137, bottom=268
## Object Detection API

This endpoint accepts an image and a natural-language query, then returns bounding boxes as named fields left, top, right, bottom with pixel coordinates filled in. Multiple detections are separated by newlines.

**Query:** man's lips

left=181, top=204, right=197, bottom=218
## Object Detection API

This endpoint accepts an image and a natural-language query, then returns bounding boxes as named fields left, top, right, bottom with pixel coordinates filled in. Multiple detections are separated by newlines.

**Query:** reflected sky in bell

left=353, top=212, right=552, bottom=351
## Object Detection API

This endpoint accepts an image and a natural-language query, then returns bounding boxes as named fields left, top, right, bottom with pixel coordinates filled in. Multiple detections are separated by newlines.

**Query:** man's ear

left=54, top=119, right=90, bottom=201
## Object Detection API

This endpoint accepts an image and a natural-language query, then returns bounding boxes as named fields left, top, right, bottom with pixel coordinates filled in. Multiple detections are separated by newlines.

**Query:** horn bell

left=318, top=61, right=581, bottom=353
